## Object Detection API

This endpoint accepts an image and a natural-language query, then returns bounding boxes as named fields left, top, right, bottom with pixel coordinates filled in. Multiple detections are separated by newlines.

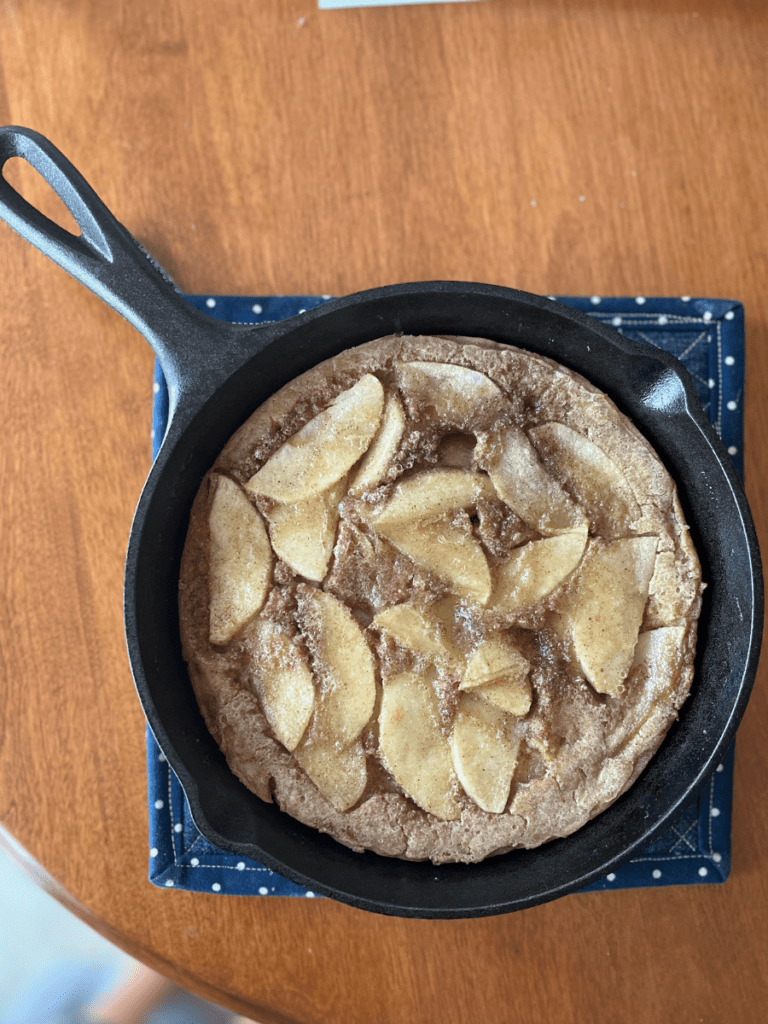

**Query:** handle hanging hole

left=3, top=156, right=82, bottom=237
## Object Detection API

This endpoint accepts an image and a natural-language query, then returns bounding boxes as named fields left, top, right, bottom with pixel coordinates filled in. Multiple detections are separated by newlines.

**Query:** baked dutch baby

left=179, top=334, right=703, bottom=864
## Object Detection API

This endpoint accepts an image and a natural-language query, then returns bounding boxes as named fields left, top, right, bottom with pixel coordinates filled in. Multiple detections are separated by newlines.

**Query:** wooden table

left=1, top=1, right=766, bottom=1020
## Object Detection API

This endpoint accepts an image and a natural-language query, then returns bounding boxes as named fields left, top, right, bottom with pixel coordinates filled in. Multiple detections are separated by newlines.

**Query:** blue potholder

left=148, top=294, right=744, bottom=897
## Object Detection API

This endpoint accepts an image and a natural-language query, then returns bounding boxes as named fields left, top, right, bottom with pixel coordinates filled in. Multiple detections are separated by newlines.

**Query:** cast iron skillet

left=0, top=126, right=762, bottom=918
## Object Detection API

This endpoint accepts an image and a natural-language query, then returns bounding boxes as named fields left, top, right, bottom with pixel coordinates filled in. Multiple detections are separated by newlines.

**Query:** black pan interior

left=125, top=282, right=761, bottom=918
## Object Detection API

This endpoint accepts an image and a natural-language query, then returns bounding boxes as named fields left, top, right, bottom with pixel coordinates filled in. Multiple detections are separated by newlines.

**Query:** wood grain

left=1, top=0, right=767, bottom=1021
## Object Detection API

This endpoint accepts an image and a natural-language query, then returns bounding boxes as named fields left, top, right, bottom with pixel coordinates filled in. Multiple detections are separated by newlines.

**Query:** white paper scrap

left=320, top=1, right=483, bottom=8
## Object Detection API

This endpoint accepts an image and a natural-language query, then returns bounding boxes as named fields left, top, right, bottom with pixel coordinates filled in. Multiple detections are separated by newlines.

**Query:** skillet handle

left=0, top=125, right=248, bottom=421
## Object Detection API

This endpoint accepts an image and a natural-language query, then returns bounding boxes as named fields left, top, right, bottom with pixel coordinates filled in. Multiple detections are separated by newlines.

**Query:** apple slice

left=567, top=536, right=658, bottom=696
left=249, top=617, right=315, bottom=751
left=646, top=503, right=702, bottom=626
left=530, top=422, right=641, bottom=535
left=294, top=737, right=368, bottom=812
left=378, top=517, right=492, bottom=604
left=473, top=677, right=533, bottom=716
left=245, top=374, right=385, bottom=503
left=396, top=360, right=507, bottom=429
left=371, top=468, right=496, bottom=527
left=348, top=391, right=406, bottom=496
left=373, top=602, right=462, bottom=666
left=632, top=624, right=686, bottom=676
left=265, top=477, right=346, bottom=582
left=488, top=527, right=588, bottom=614
left=379, top=672, right=461, bottom=820
left=450, top=693, right=520, bottom=814
left=629, top=625, right=687, bottom=714
left=208, top=475, right=272, bottom=645
left=608, top=626, right=687, bottom=753
left=461, top=639, right=532, bottom=716
left=296, top=586, right=377, bottom=747
left=477, top=424, right=588, bottom=535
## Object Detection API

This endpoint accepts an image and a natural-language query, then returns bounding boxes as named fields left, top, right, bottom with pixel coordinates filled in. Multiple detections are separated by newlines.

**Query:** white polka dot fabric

left=148, top=294, right=743, bottom=896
